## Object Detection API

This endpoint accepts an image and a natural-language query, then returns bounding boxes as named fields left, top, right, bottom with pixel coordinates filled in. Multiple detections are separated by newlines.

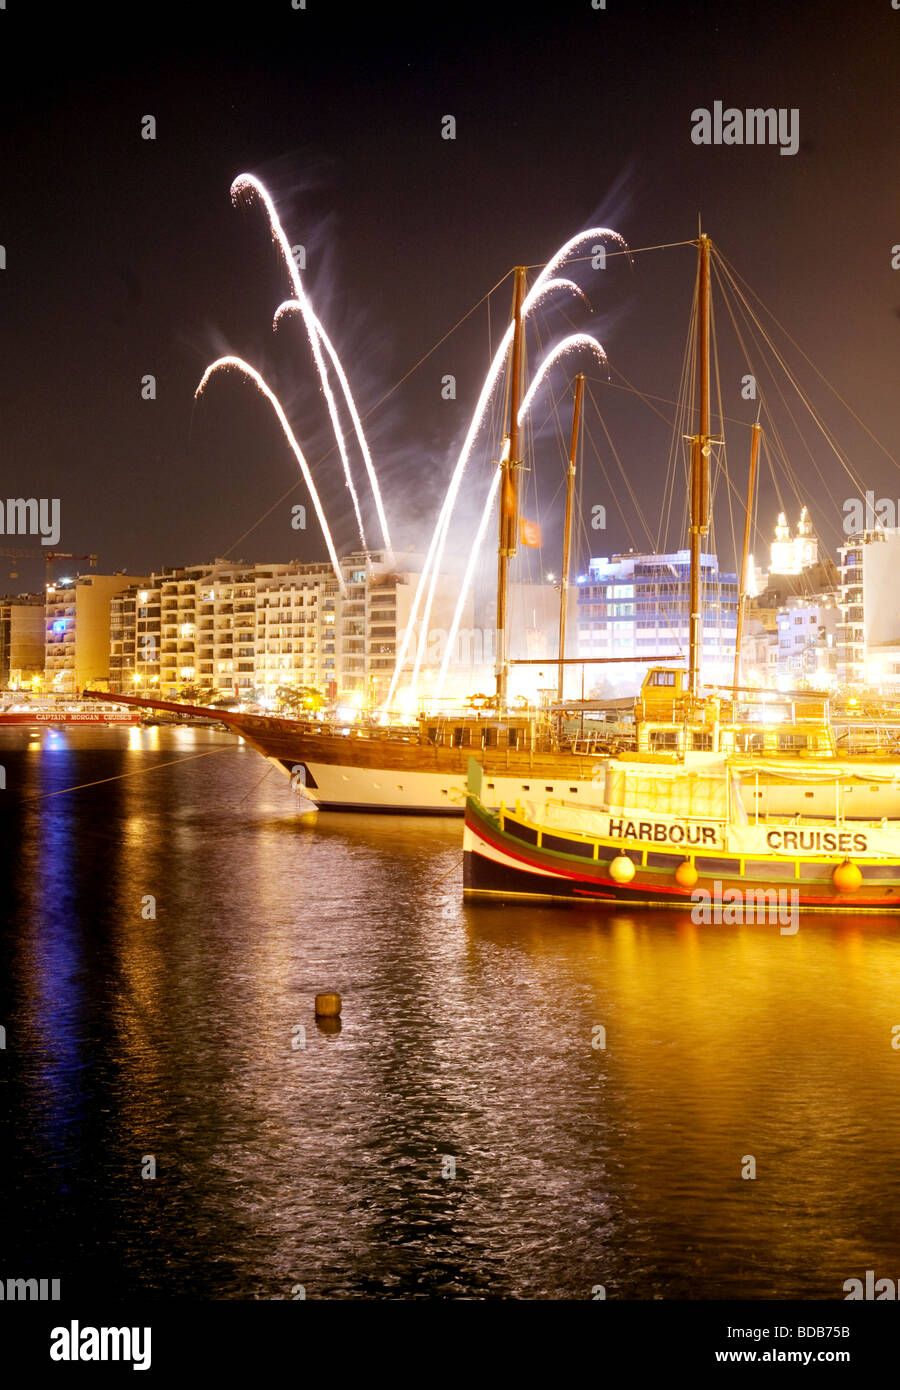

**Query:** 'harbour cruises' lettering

left=766, top=830, right=867, bottom=854
left=608, top=818, right=718, bottom=846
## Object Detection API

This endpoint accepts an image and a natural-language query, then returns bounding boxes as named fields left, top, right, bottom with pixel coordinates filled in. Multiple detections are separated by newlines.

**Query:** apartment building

left=775, top=596, right=840, bottom=686
left=46, top=573, right=148, bottom=694
left=838, top=529, right=900, bottom=691
left=0, top=593, right=44, bottom=688
left=576, top=549, right=738, bottom=686
left=109, top=551, right=467, bottom=706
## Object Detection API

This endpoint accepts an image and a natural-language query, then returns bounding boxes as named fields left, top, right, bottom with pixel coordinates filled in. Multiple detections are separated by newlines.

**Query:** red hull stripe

left=464, top=810, right=900, bottom=909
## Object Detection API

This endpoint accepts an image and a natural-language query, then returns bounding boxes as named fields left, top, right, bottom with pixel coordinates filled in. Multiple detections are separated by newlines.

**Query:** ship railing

left=571, top=735, right=624, bottom=755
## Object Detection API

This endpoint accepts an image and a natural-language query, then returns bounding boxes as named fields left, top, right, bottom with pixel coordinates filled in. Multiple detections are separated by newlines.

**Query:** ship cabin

left=418, top=713, right=538, bottom=751
left=634, top=667, right=836, bottom=758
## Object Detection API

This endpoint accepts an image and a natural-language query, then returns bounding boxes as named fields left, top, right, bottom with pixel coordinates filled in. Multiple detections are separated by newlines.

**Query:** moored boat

left=87, top=232, right=900, bottom=819
left=0, top=701, right=142, bottom=726
left=463, top=758, right=900, bottom=913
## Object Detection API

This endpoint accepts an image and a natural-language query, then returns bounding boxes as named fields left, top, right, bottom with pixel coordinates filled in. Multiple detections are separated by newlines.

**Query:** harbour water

left=2, top=726, right=899, bottom=1300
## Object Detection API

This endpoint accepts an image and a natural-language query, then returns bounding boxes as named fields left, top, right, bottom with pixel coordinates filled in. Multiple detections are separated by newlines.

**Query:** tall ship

left=95, top=234, right=900, bottom=816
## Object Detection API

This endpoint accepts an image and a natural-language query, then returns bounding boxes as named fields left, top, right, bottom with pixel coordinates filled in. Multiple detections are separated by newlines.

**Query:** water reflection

left=2, top=728, right=900, bottom=1299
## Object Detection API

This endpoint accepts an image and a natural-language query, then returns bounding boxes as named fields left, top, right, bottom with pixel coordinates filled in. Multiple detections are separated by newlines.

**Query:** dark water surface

left=2, top=726, right=899, bottom=1300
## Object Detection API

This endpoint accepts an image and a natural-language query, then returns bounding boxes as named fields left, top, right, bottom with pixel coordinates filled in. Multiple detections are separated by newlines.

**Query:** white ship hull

left=267, top=755, right=607, bottom=814
left=268, top=754, right=900, bottom=820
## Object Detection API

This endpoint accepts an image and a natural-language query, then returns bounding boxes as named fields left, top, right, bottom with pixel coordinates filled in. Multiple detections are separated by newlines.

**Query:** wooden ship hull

left=88, top=689, right=900, bottom=818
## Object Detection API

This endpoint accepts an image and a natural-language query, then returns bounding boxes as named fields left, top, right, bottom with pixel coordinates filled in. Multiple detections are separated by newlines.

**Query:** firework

left=231, top=175, right=392, bottom=561
left=196, top=356, right=347, bottom=595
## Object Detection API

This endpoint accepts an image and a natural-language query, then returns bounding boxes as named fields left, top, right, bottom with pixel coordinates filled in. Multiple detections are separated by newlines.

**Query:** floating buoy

left=298, top=807, right=319, bottom=826
left=315, top=992, right=342, bottom=1017
left=609, top=853, right=635, bottom=884
left=675, top=859, right=698, bottom=889
left=832, top=860, right=862, bottom=893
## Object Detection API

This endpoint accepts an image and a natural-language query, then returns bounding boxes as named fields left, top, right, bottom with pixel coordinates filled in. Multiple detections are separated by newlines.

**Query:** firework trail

left=388, top=231, right=623, bottom=711
left=434, top=334, right=608, bottom=696
left=273, top=299, right=393, bottom=562
left=407, top=269, right=621, bottom=701
left=385, top=276, right=591, bottom=711
left=196, top=356, right=347, bottom=594
left=517, top=333, right=608, bottom=422
left=231, top=174, right=393, bottom=562
left=533, top=226, right=629, bottom=298
left=435, top=461, right=503, bottom=700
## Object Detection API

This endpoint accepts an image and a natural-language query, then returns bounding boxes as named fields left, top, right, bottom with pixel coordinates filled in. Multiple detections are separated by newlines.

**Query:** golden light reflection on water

left=456, top=900, right=900, bottom=1294
left=6, top=726, right=900, bottom=1298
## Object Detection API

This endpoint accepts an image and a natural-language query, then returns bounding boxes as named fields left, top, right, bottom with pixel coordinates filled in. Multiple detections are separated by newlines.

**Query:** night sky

left=1, top=0, right=897, bottom=592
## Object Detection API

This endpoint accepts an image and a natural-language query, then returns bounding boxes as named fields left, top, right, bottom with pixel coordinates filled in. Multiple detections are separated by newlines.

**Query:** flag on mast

left=519, top=517, right=541, bottom=548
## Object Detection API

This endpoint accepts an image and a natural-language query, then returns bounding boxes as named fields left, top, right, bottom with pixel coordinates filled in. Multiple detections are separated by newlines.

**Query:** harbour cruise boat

left=463, top=757, right=900, bottom=912
left=0, top=697, right=141, bottom=726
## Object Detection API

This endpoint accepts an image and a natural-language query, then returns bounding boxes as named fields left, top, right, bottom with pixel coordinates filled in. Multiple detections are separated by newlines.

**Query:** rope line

left=5, top=745, right=239, bottom=808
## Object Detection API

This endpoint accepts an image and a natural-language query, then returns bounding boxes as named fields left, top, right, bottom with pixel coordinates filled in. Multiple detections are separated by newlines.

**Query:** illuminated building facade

left=769, top=506, right=818, bottom=576
left=838, top=528, right=900, bottom=691
left=45, top=573, right=148, bottom=694
left=108, top=552, right=467, bottom=706
left=775, top=596, right=839, bottom=686
left=576, top=550, right=738, bottom=685
left=0, top=594, right=45, bottom=689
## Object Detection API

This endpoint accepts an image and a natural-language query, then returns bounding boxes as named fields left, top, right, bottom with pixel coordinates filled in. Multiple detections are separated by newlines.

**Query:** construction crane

left=0, top=549, right=98, bottom=586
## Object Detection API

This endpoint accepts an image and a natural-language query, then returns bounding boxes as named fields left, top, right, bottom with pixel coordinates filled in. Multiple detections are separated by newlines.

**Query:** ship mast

left=733, top=420, right=761, bottom=689
left=557, top=374, right=585, bottom=704
left=688, top=234, right=712, bottom=698
left=495, top=266, right=526, bottom=707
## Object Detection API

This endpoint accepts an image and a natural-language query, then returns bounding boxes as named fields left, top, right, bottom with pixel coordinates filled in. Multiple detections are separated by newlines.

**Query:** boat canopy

left=603, top=763, right=738, bottom=821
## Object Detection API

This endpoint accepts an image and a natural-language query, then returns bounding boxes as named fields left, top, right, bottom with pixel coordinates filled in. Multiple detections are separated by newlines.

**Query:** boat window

left=650, top=730, right=678, bottom=751
left=651, top=670, right=676, bottom=687
left=691, top=732, right=713, bottom=751
left=452, top=726, right=470, bottom=747
left=508, top=728, right=521, bottom=749
left=777, top=732, right=808, bottom=751
left=425, top=726, right=439, bottom=744
left=483, top=727, right=498, bottom=747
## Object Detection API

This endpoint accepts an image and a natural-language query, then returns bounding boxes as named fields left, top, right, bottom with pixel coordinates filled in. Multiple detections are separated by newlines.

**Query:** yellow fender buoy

left=832, top=860, right=862, bottom=893
left=315, top=992, right=342, bottom=1017
left=675, top=859, right=698, bottom=889
left=609, top=853, right=635, bottom=884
